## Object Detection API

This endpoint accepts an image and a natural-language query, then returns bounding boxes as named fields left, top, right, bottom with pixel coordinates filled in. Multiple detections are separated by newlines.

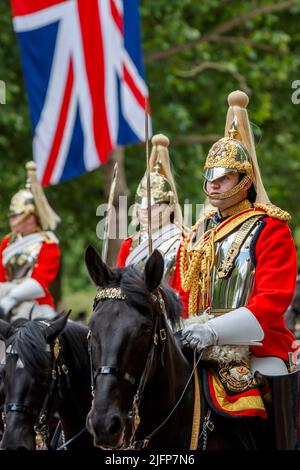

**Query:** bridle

left=88, top=286, right=201, bottom=449
left=2, top=322, right=70, bottom=450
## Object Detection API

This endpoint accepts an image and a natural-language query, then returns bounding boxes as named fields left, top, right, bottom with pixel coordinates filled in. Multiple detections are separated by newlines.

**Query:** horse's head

left=0, top=314, right=69, bottom=450
left=85, top=245, right=182, bottom=449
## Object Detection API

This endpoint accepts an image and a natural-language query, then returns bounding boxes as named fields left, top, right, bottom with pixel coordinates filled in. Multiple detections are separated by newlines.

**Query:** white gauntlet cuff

left=7, top=278, right=45, bottom=303
left=208, top=307, right=264, bottom=346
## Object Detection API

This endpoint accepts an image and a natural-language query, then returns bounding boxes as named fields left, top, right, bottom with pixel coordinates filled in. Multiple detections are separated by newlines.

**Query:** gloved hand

left=181, top=323, right=218, bottom=352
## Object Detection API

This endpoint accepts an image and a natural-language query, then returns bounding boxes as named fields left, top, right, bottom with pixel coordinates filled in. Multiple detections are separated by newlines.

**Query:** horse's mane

left=8, top=319, right=88, bottom=379
left=119, top=265, right=182, bottom=328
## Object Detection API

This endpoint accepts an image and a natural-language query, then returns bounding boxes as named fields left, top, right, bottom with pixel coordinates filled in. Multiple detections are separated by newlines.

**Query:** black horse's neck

left=136, top=323, right=194, bottom=449
left=56, top=324, right=93, bottom=449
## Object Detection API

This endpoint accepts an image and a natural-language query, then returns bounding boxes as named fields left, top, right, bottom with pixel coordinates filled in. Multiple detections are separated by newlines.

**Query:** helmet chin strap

left=203, top=174, right=251, bottom=200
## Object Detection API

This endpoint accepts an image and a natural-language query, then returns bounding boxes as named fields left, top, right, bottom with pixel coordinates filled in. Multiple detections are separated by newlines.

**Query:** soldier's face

left=206, top=173, right=249, bottom=212
left=9, top=214, right=38, bottom=235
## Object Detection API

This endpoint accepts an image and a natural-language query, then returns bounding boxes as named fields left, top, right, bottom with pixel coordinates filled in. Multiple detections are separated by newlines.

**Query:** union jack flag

left=11, top=0, right=150, bottom=185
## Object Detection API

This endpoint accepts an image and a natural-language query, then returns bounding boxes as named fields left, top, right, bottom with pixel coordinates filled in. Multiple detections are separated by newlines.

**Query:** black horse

left=0, top=314, right=94, bottom=450
left=85, top=246, right=267, bottom=450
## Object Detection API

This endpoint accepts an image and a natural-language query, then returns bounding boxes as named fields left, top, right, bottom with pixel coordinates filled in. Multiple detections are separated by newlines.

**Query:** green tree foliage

left=1, top=0, right=300, bottom=303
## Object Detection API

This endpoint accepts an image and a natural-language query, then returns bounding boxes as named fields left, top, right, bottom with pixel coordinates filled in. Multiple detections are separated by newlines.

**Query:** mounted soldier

left=0, top=161, right=61, bottom=322
left=173, top=90, right=299, bottom=449
left=117, top=133, right=183, bottom=284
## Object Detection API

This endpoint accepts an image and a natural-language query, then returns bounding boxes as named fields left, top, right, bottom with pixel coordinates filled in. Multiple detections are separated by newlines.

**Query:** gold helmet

left=134, top=134, right=182, bottom=224
left=203, top=90, right=270, bottom=204
left=9, top=189, right=36, bottom=218
left=9, top=161, right=61, bottom=230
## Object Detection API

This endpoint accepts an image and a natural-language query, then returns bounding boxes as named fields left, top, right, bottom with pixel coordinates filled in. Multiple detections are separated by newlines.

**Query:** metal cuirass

left=5, top=235, right=43, bottom=281
left=131, top=228, right=181, bottom=282
left=208, top=217, right=264, bottom=309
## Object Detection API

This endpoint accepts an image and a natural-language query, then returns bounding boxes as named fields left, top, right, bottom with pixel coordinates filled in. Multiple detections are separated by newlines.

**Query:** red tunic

left=173, top=216, right=298, bottom=362
left=116, top=238, right=133, bottom=267
left=0, top=234, right=61, bottom=308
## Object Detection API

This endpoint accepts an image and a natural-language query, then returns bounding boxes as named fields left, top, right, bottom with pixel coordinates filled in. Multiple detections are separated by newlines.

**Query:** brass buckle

left=53, top=338, right=61, bottom=360
left=159, top=329, right=167, bottom=341
left=153, top=333, right=158, bottom=345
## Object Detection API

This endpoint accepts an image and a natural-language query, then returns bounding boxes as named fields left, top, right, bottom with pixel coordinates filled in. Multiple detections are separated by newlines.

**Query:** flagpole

left=145, top=98, right=152, bottom=256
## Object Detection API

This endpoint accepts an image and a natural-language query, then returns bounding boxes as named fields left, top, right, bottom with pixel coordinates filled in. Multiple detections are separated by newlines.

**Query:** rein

left=89, top=286, right=200, bottom=449
left=2, top=323, right=70, bottom=450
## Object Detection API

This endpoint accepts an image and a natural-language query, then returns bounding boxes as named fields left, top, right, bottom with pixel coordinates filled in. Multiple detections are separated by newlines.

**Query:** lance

left=101, top=162, right=118, bottom=264
left=145, top=98, right=153, bottom=256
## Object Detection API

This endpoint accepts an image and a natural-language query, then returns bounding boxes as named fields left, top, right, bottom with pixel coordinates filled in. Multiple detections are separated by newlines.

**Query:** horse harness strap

left=130, top=313, right=162, bottom=443
left=97, top=367, right=135, bottom=385
left=4, top=403, right=34, bottom=416
left=3, top=329, right=70, bottom=450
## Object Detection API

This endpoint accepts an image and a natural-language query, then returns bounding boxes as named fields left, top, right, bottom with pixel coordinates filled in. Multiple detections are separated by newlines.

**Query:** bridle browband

left=89, top=286, right=201, bottom=449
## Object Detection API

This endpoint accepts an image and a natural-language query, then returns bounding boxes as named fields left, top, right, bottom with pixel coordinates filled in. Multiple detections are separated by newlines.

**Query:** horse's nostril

left=108, top=416, right=122, bottom=435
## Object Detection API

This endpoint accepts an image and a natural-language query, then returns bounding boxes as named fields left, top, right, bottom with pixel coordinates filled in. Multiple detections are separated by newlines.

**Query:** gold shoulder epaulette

left=254, top=203, right=291, bottom=222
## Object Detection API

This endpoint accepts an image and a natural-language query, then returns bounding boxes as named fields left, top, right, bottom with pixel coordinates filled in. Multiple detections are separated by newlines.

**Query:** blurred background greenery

left=1, top=0, right=300, bottom=318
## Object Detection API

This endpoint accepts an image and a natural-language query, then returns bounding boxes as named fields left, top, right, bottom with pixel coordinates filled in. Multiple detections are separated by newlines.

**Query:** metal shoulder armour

left=159, top=233, right=182, bottom=283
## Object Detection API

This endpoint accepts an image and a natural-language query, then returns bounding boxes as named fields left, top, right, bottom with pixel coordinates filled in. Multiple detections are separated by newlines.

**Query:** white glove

left=0, top=278, right=45, bottom=314
left=181, top=323, right=218, bottom=352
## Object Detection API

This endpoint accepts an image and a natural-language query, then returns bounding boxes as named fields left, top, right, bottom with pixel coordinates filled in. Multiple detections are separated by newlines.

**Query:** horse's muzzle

left=86, top=408, right=125, bottom=449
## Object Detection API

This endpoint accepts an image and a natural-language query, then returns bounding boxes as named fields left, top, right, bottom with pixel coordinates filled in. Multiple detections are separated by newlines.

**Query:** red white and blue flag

left=11, top=0, right=150, bottom=185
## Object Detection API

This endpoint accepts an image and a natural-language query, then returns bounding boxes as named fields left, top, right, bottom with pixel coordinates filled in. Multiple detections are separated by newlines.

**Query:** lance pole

left=145, top=98, right=152, bottom=256
left=101, top=162, right=118, bottom=264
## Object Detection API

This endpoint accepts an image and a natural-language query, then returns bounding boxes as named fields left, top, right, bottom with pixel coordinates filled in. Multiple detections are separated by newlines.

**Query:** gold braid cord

left=180, top=209, right=267, bottom=316
left=180, top=211, right=215, bottom=316
left=254, top=203, right=291, bottom=222
left=203, top=175, right=252, bottom=200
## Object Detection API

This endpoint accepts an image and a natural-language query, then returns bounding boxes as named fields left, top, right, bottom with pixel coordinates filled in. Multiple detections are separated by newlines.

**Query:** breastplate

left=5, top=237, right=43, bottom=281
left=132, top=232, right=181, bottom=282
left=210, top=218, right=263, bottom=309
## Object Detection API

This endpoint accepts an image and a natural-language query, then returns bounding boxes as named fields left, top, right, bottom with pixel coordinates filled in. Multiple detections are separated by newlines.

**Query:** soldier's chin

left=209, top=197, right=223, bottom=207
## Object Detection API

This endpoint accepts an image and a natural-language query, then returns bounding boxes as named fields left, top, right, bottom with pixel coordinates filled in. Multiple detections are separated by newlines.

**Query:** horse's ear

left=0, top=319, right=15, bottom=340
left=144, top=250, right=164, bottom=292
left=44, top=311, right=71, bottom=344
left=85, top=244, right=115, bottom=287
